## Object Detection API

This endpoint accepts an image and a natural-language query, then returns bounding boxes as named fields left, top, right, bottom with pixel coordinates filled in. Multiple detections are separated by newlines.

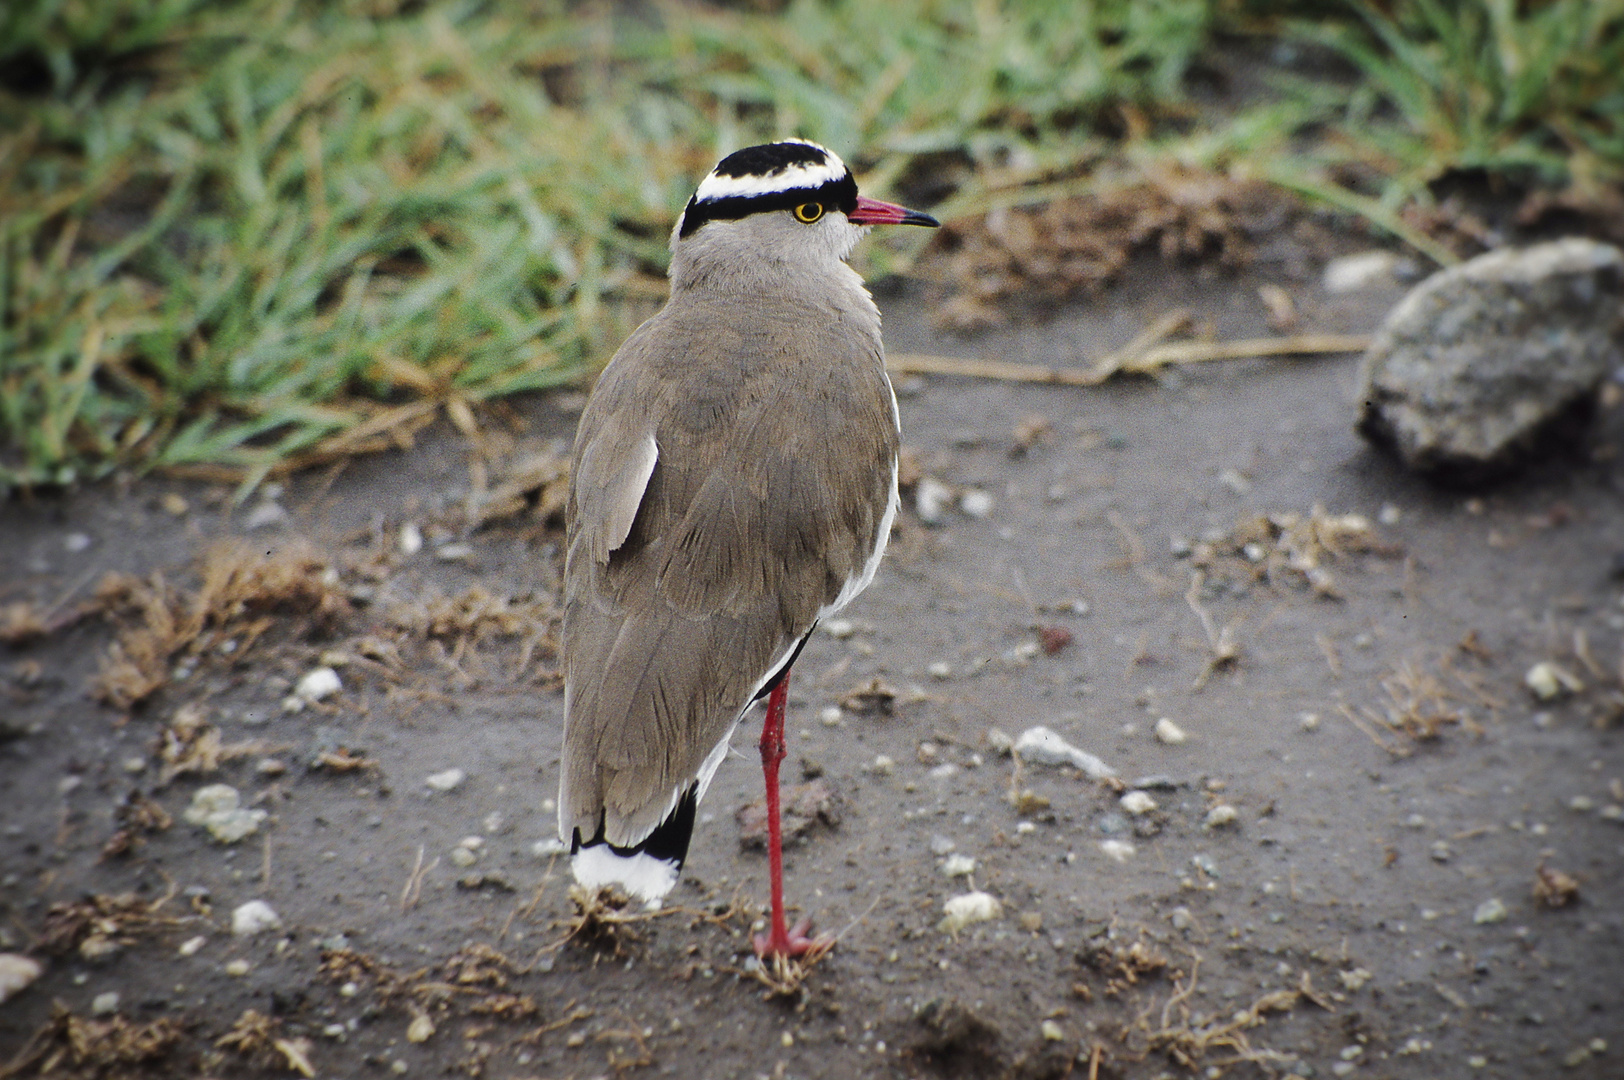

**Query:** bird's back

left=559, top=282, right=899, bottom=861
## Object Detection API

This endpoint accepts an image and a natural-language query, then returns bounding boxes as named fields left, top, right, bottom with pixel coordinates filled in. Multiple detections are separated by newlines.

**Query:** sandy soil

left=2, top=256, right=1622, bottom=1080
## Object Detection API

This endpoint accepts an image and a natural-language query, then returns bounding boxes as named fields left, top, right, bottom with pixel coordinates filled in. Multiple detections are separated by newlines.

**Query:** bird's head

left=669, top=139, right=938, bottom=291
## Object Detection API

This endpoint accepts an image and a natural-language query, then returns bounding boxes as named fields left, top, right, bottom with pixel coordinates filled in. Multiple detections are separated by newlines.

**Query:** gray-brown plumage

left=557, top=140, right=936, bottom=911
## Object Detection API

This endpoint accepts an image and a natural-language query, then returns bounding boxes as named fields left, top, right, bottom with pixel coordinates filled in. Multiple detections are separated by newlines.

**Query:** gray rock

left=1356, top=238, right=1624, bottom=482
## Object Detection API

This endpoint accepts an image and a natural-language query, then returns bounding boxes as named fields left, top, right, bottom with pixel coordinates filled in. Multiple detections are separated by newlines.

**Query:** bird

left=557, top=138, right=938, bottom=958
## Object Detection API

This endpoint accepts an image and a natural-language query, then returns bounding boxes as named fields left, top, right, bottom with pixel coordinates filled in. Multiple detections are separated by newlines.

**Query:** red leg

left=753, top=669, right=825, bottom=959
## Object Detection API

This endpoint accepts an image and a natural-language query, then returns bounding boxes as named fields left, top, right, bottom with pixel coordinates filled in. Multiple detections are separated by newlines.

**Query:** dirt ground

left=3, top=249, right=1623, bottom=1080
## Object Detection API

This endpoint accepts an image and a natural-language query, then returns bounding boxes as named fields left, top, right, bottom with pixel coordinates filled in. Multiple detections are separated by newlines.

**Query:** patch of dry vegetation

left=0, top=1004, right=185, bottom=1079
left=930, top=171, right=1302, bottom=331
left=91, top=540, right=350, bottom=709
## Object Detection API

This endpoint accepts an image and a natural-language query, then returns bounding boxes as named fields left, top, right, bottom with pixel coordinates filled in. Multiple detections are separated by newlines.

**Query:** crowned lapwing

left=558, top=139, right=938, bottom=957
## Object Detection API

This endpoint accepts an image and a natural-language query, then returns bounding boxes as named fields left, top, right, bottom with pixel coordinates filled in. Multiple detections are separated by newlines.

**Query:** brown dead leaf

left=5, top=1004, right=184, bottom=1077
left=100, top=789, right=173, bottom=859
left=1534, top=862, right=1580, bottom=908
left=36, top=892, right=178, bottom=961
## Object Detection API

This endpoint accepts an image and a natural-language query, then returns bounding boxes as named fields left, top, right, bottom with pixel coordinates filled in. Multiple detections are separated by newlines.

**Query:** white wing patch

left=600, top=435, right=656, bottom=558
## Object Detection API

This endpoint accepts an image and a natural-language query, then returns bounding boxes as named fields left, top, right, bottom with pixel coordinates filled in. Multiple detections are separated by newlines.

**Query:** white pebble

left=1012, top=725, right=1116, bottom=779
left=224, top=959, right=251, bottom=976
left=64, top=532, right=93, bottom=553
left=1015, top=821, right=1036, bottom=835
left=0, top=955, right=42, bottom=1005
left=1378, top=503, right=1402, bottom=525
left=1525, top=661, right=1582, bottom=701
left=406, top=1014, right=435, bottom=1043
left=425, top=768, right=466, bottom=792
left=178, top=936, right=206, bottom=957
left=986, top=727, right=1014, bottom=755
left=1323, top=249, right=1407, bottom=293
left=1040, top=1019, right=1064, bottom=1042
left=915, top=478, right=954, bottom=526
left=1154, top=718, right=1188, bottom=745
left=1169, top=907, right=1193, bottom=931
left=183, top=784, right=267, bottom=844
left=531, top=838, right=567, bottom=858
left=398, top=522, right=424, bottom=555
left=1204, top=804, right=1239, bottom=828
left=927, top=661, right=953, bottom=680
left=1569, top=795, right=1596, bottom=812
left=824, top=618, right=856, bottom=639
left=1299, top=712, right=1320, bottom=732
left=1120, top=791, right=1157, bottom=816
left=959, top=489, right=995, bottom=519
left=91, top=991, right=120, bottom=1015
left=449, top=847, right=479, bottom=868
left=819, top=706, right=843, bottom=727
left=938, top=891, right=1002, bottom=934
left=1472, top=898, right=1508, bottom=924
left=940, top=854, right=977, bottom=878
left=231, top=900, right=282, bottom=937
left=295, top=666, right=342, bottom=704
left=1098, top=839, right=1135, bottom=863
left=871, top=755, right=896, bottom=776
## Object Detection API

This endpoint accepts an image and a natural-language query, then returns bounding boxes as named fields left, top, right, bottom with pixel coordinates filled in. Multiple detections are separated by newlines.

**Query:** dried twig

left=1186, top=571, right=1240, bottom=690
left=888, top=333, right=1369, bottom=387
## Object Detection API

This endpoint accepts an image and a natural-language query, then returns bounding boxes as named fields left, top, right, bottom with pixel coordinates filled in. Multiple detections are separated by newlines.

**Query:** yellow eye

left=792, top=202, right=824, bottom=224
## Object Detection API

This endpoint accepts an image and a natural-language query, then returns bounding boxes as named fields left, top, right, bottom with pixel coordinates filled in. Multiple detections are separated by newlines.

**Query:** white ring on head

left=693, top=140, right=848, bottom=203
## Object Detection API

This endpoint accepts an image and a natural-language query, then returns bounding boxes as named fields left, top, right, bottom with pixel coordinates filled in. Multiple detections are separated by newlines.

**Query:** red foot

left=753, top=916, right=832, bottom=960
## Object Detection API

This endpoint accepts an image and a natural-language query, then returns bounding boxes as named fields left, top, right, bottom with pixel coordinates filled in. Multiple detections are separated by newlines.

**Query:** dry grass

left=1195, top=505, right=1400, bottom=600
left=35, top=890, right=181, bottom=962
left=214, top=1009, right=315, bottom=1078
left=91, top=539, right=350, bottom=709
left=928, top=170, right=1297, bottom=331
left=0, top=1004, right=185, bottom=1080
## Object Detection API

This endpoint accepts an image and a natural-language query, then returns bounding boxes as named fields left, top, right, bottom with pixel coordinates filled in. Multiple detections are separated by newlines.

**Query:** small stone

left=819, top=706, right=843, bottom=727
left=64, top=532, right=93, bottom=553
left=928, top=835, right=957, bottom=856
left=1298, top=712, right=1320, bottom=732
left=91, top=991, right=119, bottom=1015
left=1204, top=804, right=1239, bottom=828
left=1378, top=502, right=1402, bottom=525
left=295, top=666, right=342, bottom=705
left=941, top=854, right=977, bottom=878
left=1356, top=238, right=1624, bottom=480
left=1154, top=718, right=1188, bottom=745
left=915, top=478, right=954, bottom=526
left=1569, top=795, right=1596, bottom=812
left=1099, top=839, right=1135, bottom=863
left=986, top=728, right=1014, bottom=755
left=927, top=661, right=953, bottom=680
left=406, top=1014, right=435, bottom=1043
left=425, top=768, right=465, bottom=792
left=178, top=936, right=206, bottom=957
left=242, top=501, right=287, bottom=530
left=1324, top=249, right=1409, bottom=293
left=871, top=755, right=896, bottom=776
left=449, top=847, right=478, bottom=868
left=1526, top=661, right=1582, bottom=701
left=1331, top=1062, right=1356, bottom=1077
left=161, top=492, right=190, bottom=516
left=1040, top=1019, right=1064, bottom=1042
left=231, top=900, right=282, bottom=937
left=1120, top=791, right=1157, bottom=816
left=939, top=891, right=1002, bottom=934
left=1012, top=726, right=1116, bottom=779
left=1169, top=907, right=1193, bottom=931
left=224, top=959, right=251, bottom=976
left=825, top=619, right=856, bottom=639
left=1473, top=897, right=1508, bottom=924
left=183, top=784, right=267, bottom=844
left=959, top=489, right=995, bottom=519
left=434, top=542, right=473, bottom=562
left=398, top=522, right=424, bottom=555
left=0, top=955, right=43, bottom=1005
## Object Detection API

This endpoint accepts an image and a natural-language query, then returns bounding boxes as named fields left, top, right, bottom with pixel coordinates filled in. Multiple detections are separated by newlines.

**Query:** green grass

left=2, top=0, right=1619, bottom=493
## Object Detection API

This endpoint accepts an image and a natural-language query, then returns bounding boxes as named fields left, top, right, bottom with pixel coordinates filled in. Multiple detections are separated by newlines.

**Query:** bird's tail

left=568, top=786, right=698, bottom=904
